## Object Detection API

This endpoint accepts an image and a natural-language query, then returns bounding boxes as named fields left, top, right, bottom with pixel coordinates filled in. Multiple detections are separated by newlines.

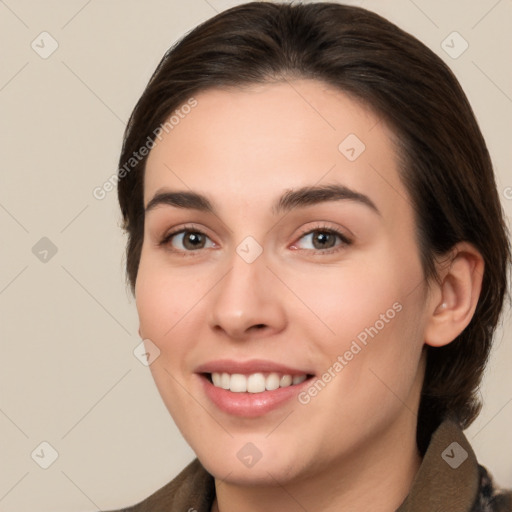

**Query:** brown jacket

left=111, top=420, right=511, bottom=511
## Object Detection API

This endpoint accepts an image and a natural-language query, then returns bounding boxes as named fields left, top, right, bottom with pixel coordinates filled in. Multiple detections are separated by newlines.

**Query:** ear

left=424, top=242, right=485, bottom=348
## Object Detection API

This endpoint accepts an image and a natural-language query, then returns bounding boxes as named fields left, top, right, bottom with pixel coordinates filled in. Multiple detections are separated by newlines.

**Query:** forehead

left=143, top=79, right=408, bottom=219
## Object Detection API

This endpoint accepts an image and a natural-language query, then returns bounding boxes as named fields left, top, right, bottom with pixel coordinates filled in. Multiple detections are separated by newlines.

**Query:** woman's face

left=136, top=80, right=432, bottom=484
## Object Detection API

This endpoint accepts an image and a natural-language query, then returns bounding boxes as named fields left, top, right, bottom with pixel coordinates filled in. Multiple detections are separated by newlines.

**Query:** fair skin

left=136, top=79, right=484, bottom=512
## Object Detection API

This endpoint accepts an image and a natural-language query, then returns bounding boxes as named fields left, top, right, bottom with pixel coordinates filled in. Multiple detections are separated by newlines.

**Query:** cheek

left=291, top=243, right=426, bottom=392
left=136, top=253, right=205, bottom=340
left=135, top=258, right=200, bottom=385
left=288, top=252, right=415, bottom=345
left=135, top=256, right=210, bottom=429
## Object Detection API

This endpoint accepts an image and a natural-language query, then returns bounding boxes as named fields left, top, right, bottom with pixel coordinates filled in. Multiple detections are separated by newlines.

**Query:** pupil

left=185, top=232, right=204, bottom=249
left=315, top=232, right=333, bottom=249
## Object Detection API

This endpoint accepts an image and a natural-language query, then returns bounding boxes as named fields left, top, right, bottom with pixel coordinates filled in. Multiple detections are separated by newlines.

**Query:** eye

left=160, top=227, right=216, bottom=253
left=291, top=226, right=352, bottom=253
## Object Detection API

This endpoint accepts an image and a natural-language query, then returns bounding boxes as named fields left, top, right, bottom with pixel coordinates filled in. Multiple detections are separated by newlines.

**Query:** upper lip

left=195, top=359, right=314, bottom=376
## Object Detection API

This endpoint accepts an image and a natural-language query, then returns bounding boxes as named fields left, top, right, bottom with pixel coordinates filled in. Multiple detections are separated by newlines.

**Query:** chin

left=199, top=452, right=305, bottom=486
left=189, top=433, right=294, bottom=476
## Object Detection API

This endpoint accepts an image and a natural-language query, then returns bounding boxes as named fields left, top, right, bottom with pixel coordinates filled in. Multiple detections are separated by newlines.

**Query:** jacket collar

left=396, top=419, right=479, bottom=511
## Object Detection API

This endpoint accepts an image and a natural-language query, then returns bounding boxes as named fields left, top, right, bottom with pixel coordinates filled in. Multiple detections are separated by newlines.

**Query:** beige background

left=0, top=0, right=511, bottom=510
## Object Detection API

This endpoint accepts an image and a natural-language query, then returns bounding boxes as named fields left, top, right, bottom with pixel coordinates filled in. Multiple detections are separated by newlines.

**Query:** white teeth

left=211, top=373, right=222, bottom=387
left=292, top=374, right=307, bottom=385
left=280, top=374, right=292, bottom=387
left=247, top=373, right=266, bottom=393
left=210, top=372, right=309, bottom=393
left=220, top=372, right=230, bottom=390
left=230, top=374, right=247, bottom=392
left=265, top=372, right=280, bottom=391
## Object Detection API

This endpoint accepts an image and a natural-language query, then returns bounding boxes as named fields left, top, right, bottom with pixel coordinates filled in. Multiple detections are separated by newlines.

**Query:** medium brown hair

left=117, top=2, right=511, bottom=451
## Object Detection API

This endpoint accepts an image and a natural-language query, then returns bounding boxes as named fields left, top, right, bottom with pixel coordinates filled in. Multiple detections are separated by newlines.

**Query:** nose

left=207, top=248, right=287, bottom=340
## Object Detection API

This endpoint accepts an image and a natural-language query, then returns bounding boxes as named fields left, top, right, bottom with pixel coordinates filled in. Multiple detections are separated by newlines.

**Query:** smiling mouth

left=203, top=372, right=315, bottom=393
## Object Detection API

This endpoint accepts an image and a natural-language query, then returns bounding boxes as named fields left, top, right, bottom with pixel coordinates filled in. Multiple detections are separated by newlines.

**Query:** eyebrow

left=145, top=184, right=380, bottom=217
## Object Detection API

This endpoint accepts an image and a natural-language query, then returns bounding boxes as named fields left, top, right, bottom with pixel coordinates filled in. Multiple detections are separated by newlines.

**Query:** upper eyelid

left=160, top=223, right=212, bottom=243
left=162, top=223, right=347, bottom=238
left=296, top=223, right=351, bottom=239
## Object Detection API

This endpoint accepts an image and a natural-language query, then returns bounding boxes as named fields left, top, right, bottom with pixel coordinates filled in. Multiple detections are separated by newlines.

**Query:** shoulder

left=105, top=458, right=215, bottom=512
left=473, top=465, right=512, bottom=512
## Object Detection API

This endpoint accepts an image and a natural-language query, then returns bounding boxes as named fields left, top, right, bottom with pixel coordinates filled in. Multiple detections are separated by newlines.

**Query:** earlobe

left=424, top=243, right=484, bottom=348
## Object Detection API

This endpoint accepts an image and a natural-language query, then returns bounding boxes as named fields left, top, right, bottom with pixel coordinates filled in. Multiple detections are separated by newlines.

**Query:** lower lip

left=198, top=374, right=313, bottom=418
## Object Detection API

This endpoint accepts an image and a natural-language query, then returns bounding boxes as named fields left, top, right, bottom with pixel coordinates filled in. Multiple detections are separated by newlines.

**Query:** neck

left=212, top=411, right=422, bottom=512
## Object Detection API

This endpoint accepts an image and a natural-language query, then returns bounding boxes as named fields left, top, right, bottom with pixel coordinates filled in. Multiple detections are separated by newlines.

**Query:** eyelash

left=293, top=224, right=352, bottom=254
left=159, top=223, right=352, bottom=256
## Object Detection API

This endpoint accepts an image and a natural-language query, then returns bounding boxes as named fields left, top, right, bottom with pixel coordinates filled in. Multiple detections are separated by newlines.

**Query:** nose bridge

left=208, top=242, right=286, bottom=338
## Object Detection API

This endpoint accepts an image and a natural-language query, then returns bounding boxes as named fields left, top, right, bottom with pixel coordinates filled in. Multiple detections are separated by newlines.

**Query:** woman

left=113, top=2, right=511, bottom=511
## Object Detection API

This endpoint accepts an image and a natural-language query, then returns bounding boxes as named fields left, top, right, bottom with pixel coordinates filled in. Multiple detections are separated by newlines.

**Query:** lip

left=198, top=374, right=314, bottom=417
left=195, top=359, right=315, bottom=418
left=195, top=358, right=313, bottom=375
